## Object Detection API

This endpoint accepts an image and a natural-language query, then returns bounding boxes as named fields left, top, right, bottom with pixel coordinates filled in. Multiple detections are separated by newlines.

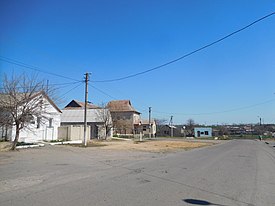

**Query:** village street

left=0, top=140, right=275, bottom=206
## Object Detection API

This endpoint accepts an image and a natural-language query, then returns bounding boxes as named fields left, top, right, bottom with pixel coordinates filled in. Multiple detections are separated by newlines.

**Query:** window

left=49, top=118, right=53, bottom=128
left=201, top=132, right=204, bottom=135
left=143, top=126, right=147, bottom=131
left=205, top=131, right=209, bottom=135
left=37, top=117, right=41, bottom=128
left=26, top=114, right=35, bottom=124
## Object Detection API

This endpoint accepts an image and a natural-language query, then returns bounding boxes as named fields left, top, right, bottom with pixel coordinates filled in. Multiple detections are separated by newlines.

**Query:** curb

left=49, top=140, right=82, bottom=145
left=16, top=143, right=45, bottom=149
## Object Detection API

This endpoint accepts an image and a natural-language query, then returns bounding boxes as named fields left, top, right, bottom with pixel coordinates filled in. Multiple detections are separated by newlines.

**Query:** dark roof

left=64, top=100, right=100, bottom=110
left=107, top=100, right=140, bottom=114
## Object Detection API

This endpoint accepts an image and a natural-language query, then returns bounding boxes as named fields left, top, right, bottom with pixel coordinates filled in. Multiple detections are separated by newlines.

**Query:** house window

left=201, top=132, right=204, bottom=135
left=49, top=118, right=53, bottom=128
left=143, top=126, right=147, bottom=131
left=37, top=117, right=41, bottom=128
left=205, top=131, right=209, bottom=135
left=26, top=114, right=35, bottom=124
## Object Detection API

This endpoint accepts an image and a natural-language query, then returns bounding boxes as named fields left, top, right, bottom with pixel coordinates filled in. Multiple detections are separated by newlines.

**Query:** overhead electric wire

left=89, top=83, right=150, bottom=113
left=153, top=98, right=275, bottom=116
left=89, top=84, right=117, bottom=100
left=55, top=81, right=84, bottom=101
left=54, top=81, right=84, bottom=90
left=0, top=81, right=81, bottom=90
left=0, top=56, right=82, bottom=82
left=89, top=83, right=275, bottom=116
left=92, top=12, right=275, bottom=83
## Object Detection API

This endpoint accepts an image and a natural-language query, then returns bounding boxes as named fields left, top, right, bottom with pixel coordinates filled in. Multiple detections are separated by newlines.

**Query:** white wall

left=10, top=95, right=61, bottom=143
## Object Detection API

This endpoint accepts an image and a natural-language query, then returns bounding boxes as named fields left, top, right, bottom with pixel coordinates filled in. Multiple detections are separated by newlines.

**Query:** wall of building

left=194, top=127, right=212, bottom=138
left=10, top=95, right=61, bottom=143
left=137, top=123, right=157, bottom=137
left=111, top=111, right=140, bottom=135
left=58, top=125, right=91, bottom=141
left=58, top=124, right=112, bottom=141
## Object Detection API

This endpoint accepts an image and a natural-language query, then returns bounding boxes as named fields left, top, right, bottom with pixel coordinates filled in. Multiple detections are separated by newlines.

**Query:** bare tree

left=185, top=118, right=195, bottom=136
left=96, top=103, right=113, bottom=140
left=0, top=73, right=53, bottom=150
left=155, top=118, right=167, bottom=126
left=186, top=118, right=195, bottom=127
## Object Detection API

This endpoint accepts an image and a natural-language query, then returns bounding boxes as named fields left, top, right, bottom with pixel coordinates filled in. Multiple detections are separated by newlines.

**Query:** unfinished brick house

left=107, top=100, right=141, bottom=136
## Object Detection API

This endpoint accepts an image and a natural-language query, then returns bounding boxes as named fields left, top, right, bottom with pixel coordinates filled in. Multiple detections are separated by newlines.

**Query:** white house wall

left=10, top=95, right=61, bottom=143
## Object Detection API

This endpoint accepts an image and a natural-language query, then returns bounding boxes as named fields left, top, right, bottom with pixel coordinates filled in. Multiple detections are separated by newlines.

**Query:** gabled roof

left=64, top=100, right=100, bottom=110
left=0, top=91, right=62, bottom=113
left=107, top=100, right=140, bottom=114
left=39, top=91, right=62, bottom=113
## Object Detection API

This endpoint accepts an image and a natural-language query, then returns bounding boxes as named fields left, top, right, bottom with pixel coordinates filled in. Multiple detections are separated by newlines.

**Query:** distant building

left=107, top=100, right=140, bottom=135
left=156, top=125, right=181, bottom=137
left=134, top=119, right=157, bottom=137
left=194, top=127, right=212, bottom=138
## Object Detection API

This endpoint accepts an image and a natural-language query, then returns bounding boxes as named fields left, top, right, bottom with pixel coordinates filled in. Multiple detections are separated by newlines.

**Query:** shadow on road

left=182, top=198, right=228, bottom=206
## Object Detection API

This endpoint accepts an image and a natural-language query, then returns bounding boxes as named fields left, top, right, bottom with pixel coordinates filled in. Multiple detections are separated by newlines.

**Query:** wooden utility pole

left=149, top=107, right=152, bottom=138
left=83, top=73, right=90, bottom=147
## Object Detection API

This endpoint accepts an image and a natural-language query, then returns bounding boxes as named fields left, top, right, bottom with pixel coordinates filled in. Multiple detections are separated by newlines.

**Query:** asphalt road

left=0, top=140, right=275, bottom=206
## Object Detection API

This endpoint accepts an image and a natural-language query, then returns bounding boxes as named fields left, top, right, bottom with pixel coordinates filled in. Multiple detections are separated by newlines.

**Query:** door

left=197, top=131, right=201, bottom=137
left=90, top=125, right=98, bottom=139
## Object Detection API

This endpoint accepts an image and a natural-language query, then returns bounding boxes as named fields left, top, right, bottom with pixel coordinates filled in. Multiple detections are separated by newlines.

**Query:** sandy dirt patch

left=0, top=142, right=12, bottom=152
left=92, top=139, right=214, bottom=152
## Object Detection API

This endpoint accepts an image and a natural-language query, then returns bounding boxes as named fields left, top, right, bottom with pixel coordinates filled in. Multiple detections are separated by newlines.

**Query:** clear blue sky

left=1, top=0, right=275, bottom=125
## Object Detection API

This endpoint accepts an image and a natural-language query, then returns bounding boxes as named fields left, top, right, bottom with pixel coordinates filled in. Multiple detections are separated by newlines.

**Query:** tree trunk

left=11, top=124, right=20, bottom=150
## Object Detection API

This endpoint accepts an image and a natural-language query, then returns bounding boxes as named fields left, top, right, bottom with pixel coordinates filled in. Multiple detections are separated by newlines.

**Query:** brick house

left=107, top=100, right=141, bottom=135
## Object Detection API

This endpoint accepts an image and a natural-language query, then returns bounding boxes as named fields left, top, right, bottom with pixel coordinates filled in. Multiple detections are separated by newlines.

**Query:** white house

left=194, top=127, right=212, bottom=138
left=0, top=91, right=62, bottom=143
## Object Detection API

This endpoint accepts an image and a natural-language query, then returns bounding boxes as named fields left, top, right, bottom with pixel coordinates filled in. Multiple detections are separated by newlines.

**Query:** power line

left=92, top=12, right=275, bottom=83
left=0, top=56, right=82, bottom=82
left=0, top=81, right=81, bottom=90
left=88, top=83, right=275, bottom=116
left=88, top=83, right=275, bottom=117
left=55, top=81, right=84, bottom=101
left=89, top=84, right=117, bottom=100
left=153, top=98, right=275, bottom=116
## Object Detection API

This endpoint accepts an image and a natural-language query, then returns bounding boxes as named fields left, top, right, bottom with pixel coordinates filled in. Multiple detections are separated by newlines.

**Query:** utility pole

left=257, top=116, right=262, bottom=126
left=169, top=116, right=173, bottom=137
left=260, top=117, right=262, bottom=126
left=83, top=73, right=90, bottom=147
left=148, top=107, right=152, bottom=138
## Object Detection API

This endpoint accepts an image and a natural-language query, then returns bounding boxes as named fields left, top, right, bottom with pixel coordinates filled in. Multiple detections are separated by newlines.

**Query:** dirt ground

left=0, top=142, right=11, bottom=152
left=90, top=139, right=215, bottom=152
left=0, top=139, right=215, bottom=153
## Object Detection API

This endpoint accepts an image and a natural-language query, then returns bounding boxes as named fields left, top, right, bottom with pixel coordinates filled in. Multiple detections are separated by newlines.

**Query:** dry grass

left=0, top=142, right=12, bottom=152
left=96, top=140, right=214, bottom=152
